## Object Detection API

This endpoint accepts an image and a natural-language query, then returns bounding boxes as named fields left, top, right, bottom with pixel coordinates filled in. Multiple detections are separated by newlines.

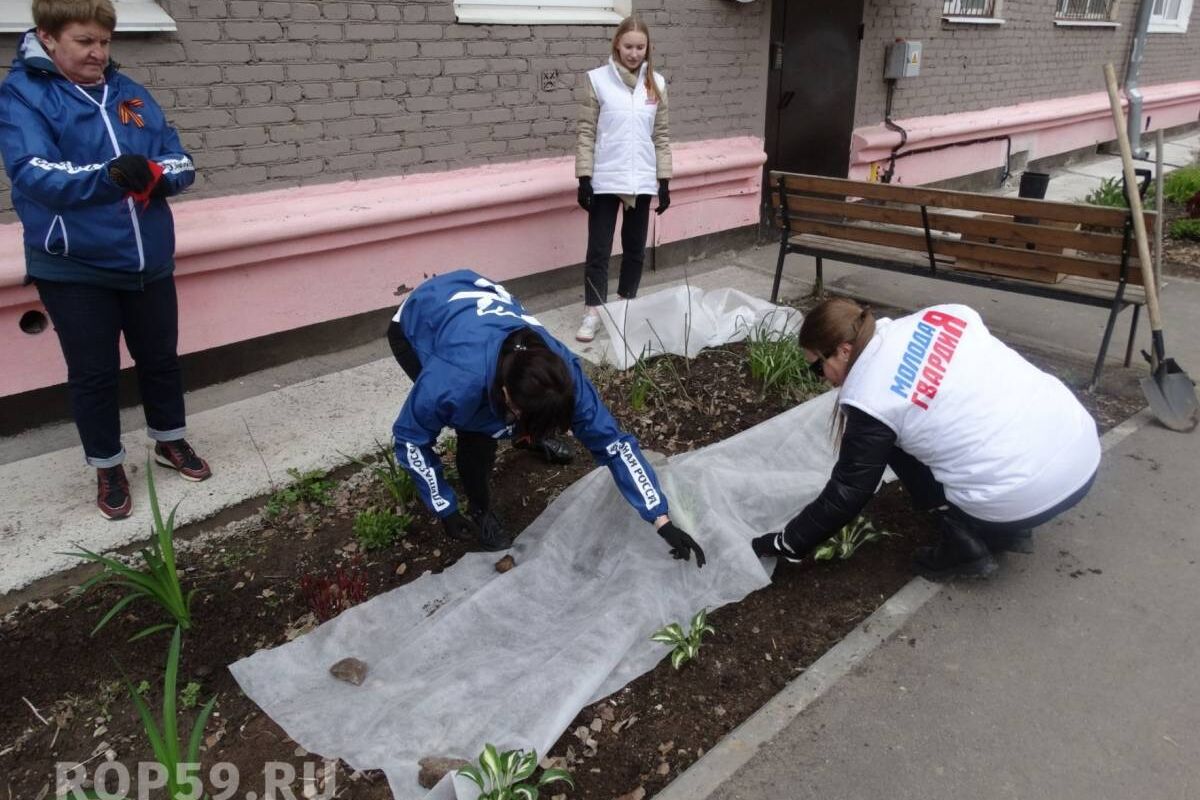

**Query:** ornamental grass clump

left=651, top=608, right=715, bottom=670
left=458, top=743, right=574, bottom=800
left=813, top=516, right=894, bottom=561
left=64, top=459, right=196, bottom=642
left=745, top=317, right=821, bottom=401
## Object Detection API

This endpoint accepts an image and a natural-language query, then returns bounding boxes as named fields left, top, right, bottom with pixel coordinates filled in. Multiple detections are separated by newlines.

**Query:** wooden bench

left=767, top=172, right=1153, bottom=388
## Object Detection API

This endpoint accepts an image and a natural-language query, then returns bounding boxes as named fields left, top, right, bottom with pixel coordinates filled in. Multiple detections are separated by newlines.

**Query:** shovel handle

left=1102, top=63, right=1163, bottom=334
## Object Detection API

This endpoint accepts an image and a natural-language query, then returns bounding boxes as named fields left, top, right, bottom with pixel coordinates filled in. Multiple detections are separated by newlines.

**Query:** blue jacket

left=0, top=32, right=195, bottom=277
left=393, top=270, right=669, bottom=523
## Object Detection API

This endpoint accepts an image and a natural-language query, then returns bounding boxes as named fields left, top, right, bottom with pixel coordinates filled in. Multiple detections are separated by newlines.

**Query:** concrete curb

left=654, top=404, right=1151, bottom=800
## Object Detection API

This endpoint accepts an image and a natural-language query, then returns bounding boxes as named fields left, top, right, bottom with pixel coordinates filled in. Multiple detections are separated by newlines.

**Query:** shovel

left=1103, top=64, right=1198, bottom=432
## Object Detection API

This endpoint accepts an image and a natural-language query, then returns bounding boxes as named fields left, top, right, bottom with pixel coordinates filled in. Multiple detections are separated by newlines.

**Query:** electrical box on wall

left=884, top=40, right=922, bottom=79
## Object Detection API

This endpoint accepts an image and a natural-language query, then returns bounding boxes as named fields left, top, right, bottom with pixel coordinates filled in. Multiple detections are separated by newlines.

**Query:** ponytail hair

left=493, top=328, right=575, bottom=442
left=798, top=297, right=876, bottom=440
left=611, top=15, right=661, bottom=104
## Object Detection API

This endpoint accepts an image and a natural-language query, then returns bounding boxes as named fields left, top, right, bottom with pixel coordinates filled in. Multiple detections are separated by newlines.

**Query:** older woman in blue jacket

left=0, top=0, right=209, bottom=520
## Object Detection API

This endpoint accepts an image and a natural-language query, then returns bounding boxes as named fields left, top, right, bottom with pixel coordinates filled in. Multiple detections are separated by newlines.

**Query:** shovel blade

left=1141, top=358, right=1199, bottom=432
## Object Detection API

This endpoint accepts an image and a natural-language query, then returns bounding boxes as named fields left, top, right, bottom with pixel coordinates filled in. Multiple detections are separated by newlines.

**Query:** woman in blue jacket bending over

left=389, top=270, right=705, bottom=566
left=0, top=0, right=209, bottom=520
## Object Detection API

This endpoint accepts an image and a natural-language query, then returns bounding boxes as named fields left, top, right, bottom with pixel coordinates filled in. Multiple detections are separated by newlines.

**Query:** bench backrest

left=768, top=172, right=1150, bottom=285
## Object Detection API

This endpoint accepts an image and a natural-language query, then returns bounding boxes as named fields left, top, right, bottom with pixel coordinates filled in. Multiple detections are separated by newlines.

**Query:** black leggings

left=887, top=445, right=1097, bottom=535
left=583, top=193, right=652, bottom=307
left=387, top=320, right=497, bottom=513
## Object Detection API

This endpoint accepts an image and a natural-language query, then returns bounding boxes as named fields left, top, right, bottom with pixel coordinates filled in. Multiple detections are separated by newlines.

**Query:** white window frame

left=455, top=0, right=632, bottom=25
left=0, top=0, right=176, bottom=33
left=942, top=0, right=1006, bottom=24
left=1148, top=0, right=1192, bottom=32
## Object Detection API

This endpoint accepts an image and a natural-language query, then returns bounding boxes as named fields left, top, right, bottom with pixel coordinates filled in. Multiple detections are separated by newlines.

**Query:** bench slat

left=787, top=217, right=1139, bottom=284
left=771, top=193, right=1131, bottom=258
left=770, top=172, right=1154, bottom=231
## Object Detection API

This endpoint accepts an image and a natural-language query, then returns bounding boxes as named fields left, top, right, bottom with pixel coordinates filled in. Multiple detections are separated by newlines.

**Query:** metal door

left=766, top=0, right=866, bottom=177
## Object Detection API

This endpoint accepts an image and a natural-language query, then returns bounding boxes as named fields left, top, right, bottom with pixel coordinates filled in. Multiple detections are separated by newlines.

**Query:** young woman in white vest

left=573, top=16, right=672, bottom=343
left=752, top=297, right=1101, bottom=580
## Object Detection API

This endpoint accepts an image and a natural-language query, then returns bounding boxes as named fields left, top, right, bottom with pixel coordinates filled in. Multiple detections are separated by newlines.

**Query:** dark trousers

left=583, top=193, right=652, bottom=307
left=887, top=445, right=1097, bottom=535
left=36, top=276, right=186, bottom=468
left=387, top=320, right=496, bottom=513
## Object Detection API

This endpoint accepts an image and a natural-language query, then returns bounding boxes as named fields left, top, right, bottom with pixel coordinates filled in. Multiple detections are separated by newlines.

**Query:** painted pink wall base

left=850, top=80, right=1200, bottom=185
left=0, top=136, right=765, bottom=399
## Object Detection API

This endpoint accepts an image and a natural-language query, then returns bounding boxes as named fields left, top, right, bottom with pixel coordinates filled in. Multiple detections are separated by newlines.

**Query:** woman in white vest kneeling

left=573, top=15, right=672, bottom=343
left=752, top=297, right=1101, bottom=580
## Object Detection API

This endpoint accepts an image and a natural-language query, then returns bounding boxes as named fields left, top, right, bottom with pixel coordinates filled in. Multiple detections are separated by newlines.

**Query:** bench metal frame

left=768, top=175, right=1142, bottom=389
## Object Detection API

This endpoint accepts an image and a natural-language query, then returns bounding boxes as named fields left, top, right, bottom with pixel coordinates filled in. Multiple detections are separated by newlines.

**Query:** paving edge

left=655, top=404, right=1152, bottom=800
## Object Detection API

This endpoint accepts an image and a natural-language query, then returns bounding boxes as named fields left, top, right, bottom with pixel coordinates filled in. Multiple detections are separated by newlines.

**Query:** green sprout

left=651, top=608, right=715, bottom=670
left=457, top=743, right=574, bottom=800
left=813, top=516, right=894, bottom=561
left=264, top=468, right=333, bottom=519
left=353, top=508, right=411, bottom=551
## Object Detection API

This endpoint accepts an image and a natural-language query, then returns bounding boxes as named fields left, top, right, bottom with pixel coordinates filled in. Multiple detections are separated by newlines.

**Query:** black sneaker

left=981, top=528, right=1034, bottom=555
left=97, top=465, right=132, bottom=520
left=468, top=508, right=512, bottom=551
left=154, top=439, right=212, bottom=481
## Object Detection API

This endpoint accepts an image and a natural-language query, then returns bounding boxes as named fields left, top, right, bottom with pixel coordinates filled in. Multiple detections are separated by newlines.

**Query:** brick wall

left=0, top=0, right=768, bottom=218
left=854, top=0, right=1200, bottom=128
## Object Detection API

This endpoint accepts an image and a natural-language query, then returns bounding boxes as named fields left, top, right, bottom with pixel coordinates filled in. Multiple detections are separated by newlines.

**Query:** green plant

left=1081, top=176, right=1128, bottom=208
left=813, top=516, right=894, bottom=561
left=1169, top=218, right=1200, bottom=241
left=64, top=460, right=196, bottom=642
left=136, top=680, right=151, bottom=697
left=745, top=317, right=822, bottom=400
left=264, top=467, right=333, bottom=519
left=348, top=439, right=418, bottom=508
left=179, top=681, right=201, bottom=711
left=458, top=744, right=574, bottom=800
left=353, top=508, right=411, bottom=550
left=651, top=608, right=715, bottom=670
left=1162, top=164, right=1200, bottom=205
left=629, top=346, right=669, bottom=411
left=122, top=627, right=216, bottom=800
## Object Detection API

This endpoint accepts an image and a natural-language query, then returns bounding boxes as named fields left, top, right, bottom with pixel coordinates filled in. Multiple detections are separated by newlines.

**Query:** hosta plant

left=65, top=459, right=196, bottom=641
left=651, top=608, right=715, bottom=670
left=813, top=516, right=894, bottom=561
left=457, top=743, right=574, bottom=800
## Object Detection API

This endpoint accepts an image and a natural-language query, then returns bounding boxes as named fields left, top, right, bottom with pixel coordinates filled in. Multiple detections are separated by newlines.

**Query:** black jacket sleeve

left=779, top=406, right=896, bottom=558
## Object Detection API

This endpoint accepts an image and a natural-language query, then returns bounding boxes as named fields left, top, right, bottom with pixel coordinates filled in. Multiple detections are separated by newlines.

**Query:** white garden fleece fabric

left=230, top=392, right=843, bottom=800
left=597, top=285, right=802, bottom=370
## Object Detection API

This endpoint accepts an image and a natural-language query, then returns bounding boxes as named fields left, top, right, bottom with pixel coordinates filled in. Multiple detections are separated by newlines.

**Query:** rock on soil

left=418, top=756, right=469, bottom=789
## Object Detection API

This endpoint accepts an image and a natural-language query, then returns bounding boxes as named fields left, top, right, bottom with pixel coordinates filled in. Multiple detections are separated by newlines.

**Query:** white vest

left=588, top=59, right=664, bottom=196
left=839, top=305, right=1100, bottom=522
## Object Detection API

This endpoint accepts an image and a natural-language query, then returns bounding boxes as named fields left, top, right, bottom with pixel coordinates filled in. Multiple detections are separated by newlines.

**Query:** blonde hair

left=799, top=297, right=876, bottom=441
left=33, top=0, right=116, bottom=35
left=611, top=15, right=661, bottom=104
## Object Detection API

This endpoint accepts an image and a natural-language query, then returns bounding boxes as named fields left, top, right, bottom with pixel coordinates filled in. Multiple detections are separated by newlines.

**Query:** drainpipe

left=1123, top=0, right=1154, bottom=158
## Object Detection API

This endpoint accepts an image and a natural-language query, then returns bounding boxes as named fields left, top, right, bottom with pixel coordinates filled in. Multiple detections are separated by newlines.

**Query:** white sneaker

left=575, top=312, right=601, bottom=342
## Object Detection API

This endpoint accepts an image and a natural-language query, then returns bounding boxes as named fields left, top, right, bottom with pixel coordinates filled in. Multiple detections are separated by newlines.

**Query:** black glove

left=442, top=510, right=479, bottom=543
left=577, top=176, right=593, bottom=211
left=657, top=521, right=705, bottom=567
left=751, top=532, right=802, bottom=564
left=514, top=435, right=574, bottom=465
left=655, top=179, right=670, bottom=215
left=108, top=154, right=155, bottom=192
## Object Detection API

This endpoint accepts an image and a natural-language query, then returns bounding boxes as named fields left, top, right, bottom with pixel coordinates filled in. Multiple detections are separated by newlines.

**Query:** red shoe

left=97, top=465, right=132, bottom=520
left=154, top=439, right=212, bottom=482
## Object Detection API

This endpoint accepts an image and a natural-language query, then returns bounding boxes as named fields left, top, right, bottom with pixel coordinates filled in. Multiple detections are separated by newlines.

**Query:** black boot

left=979, top=528, right=1034, bottom=555
left=914, top=515, right=998, bottom=580
left=468, top=507, right=512, bottom=552
left=514, top=434, right=574, bottom=465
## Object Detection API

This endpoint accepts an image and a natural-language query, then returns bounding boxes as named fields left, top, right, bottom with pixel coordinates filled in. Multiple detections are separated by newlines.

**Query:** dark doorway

left=765, top=0, right=866, bottom=178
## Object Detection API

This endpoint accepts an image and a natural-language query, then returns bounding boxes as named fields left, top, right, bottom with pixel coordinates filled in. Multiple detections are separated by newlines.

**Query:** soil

left=0, top=296, right=1145, bottom=800
left=1160, top=201, right=1200, bottom=281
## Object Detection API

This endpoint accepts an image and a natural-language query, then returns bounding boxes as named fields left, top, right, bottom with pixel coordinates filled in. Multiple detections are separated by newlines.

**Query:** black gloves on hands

left=657, top=521, right=706, bottom=568
left=108, top=154, right=155, bottom=192
left=656, top=179, right=670, bottom=215
left=751, top=532, right=802, bottom=564
left=577, top=176, right=593, bottom=211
